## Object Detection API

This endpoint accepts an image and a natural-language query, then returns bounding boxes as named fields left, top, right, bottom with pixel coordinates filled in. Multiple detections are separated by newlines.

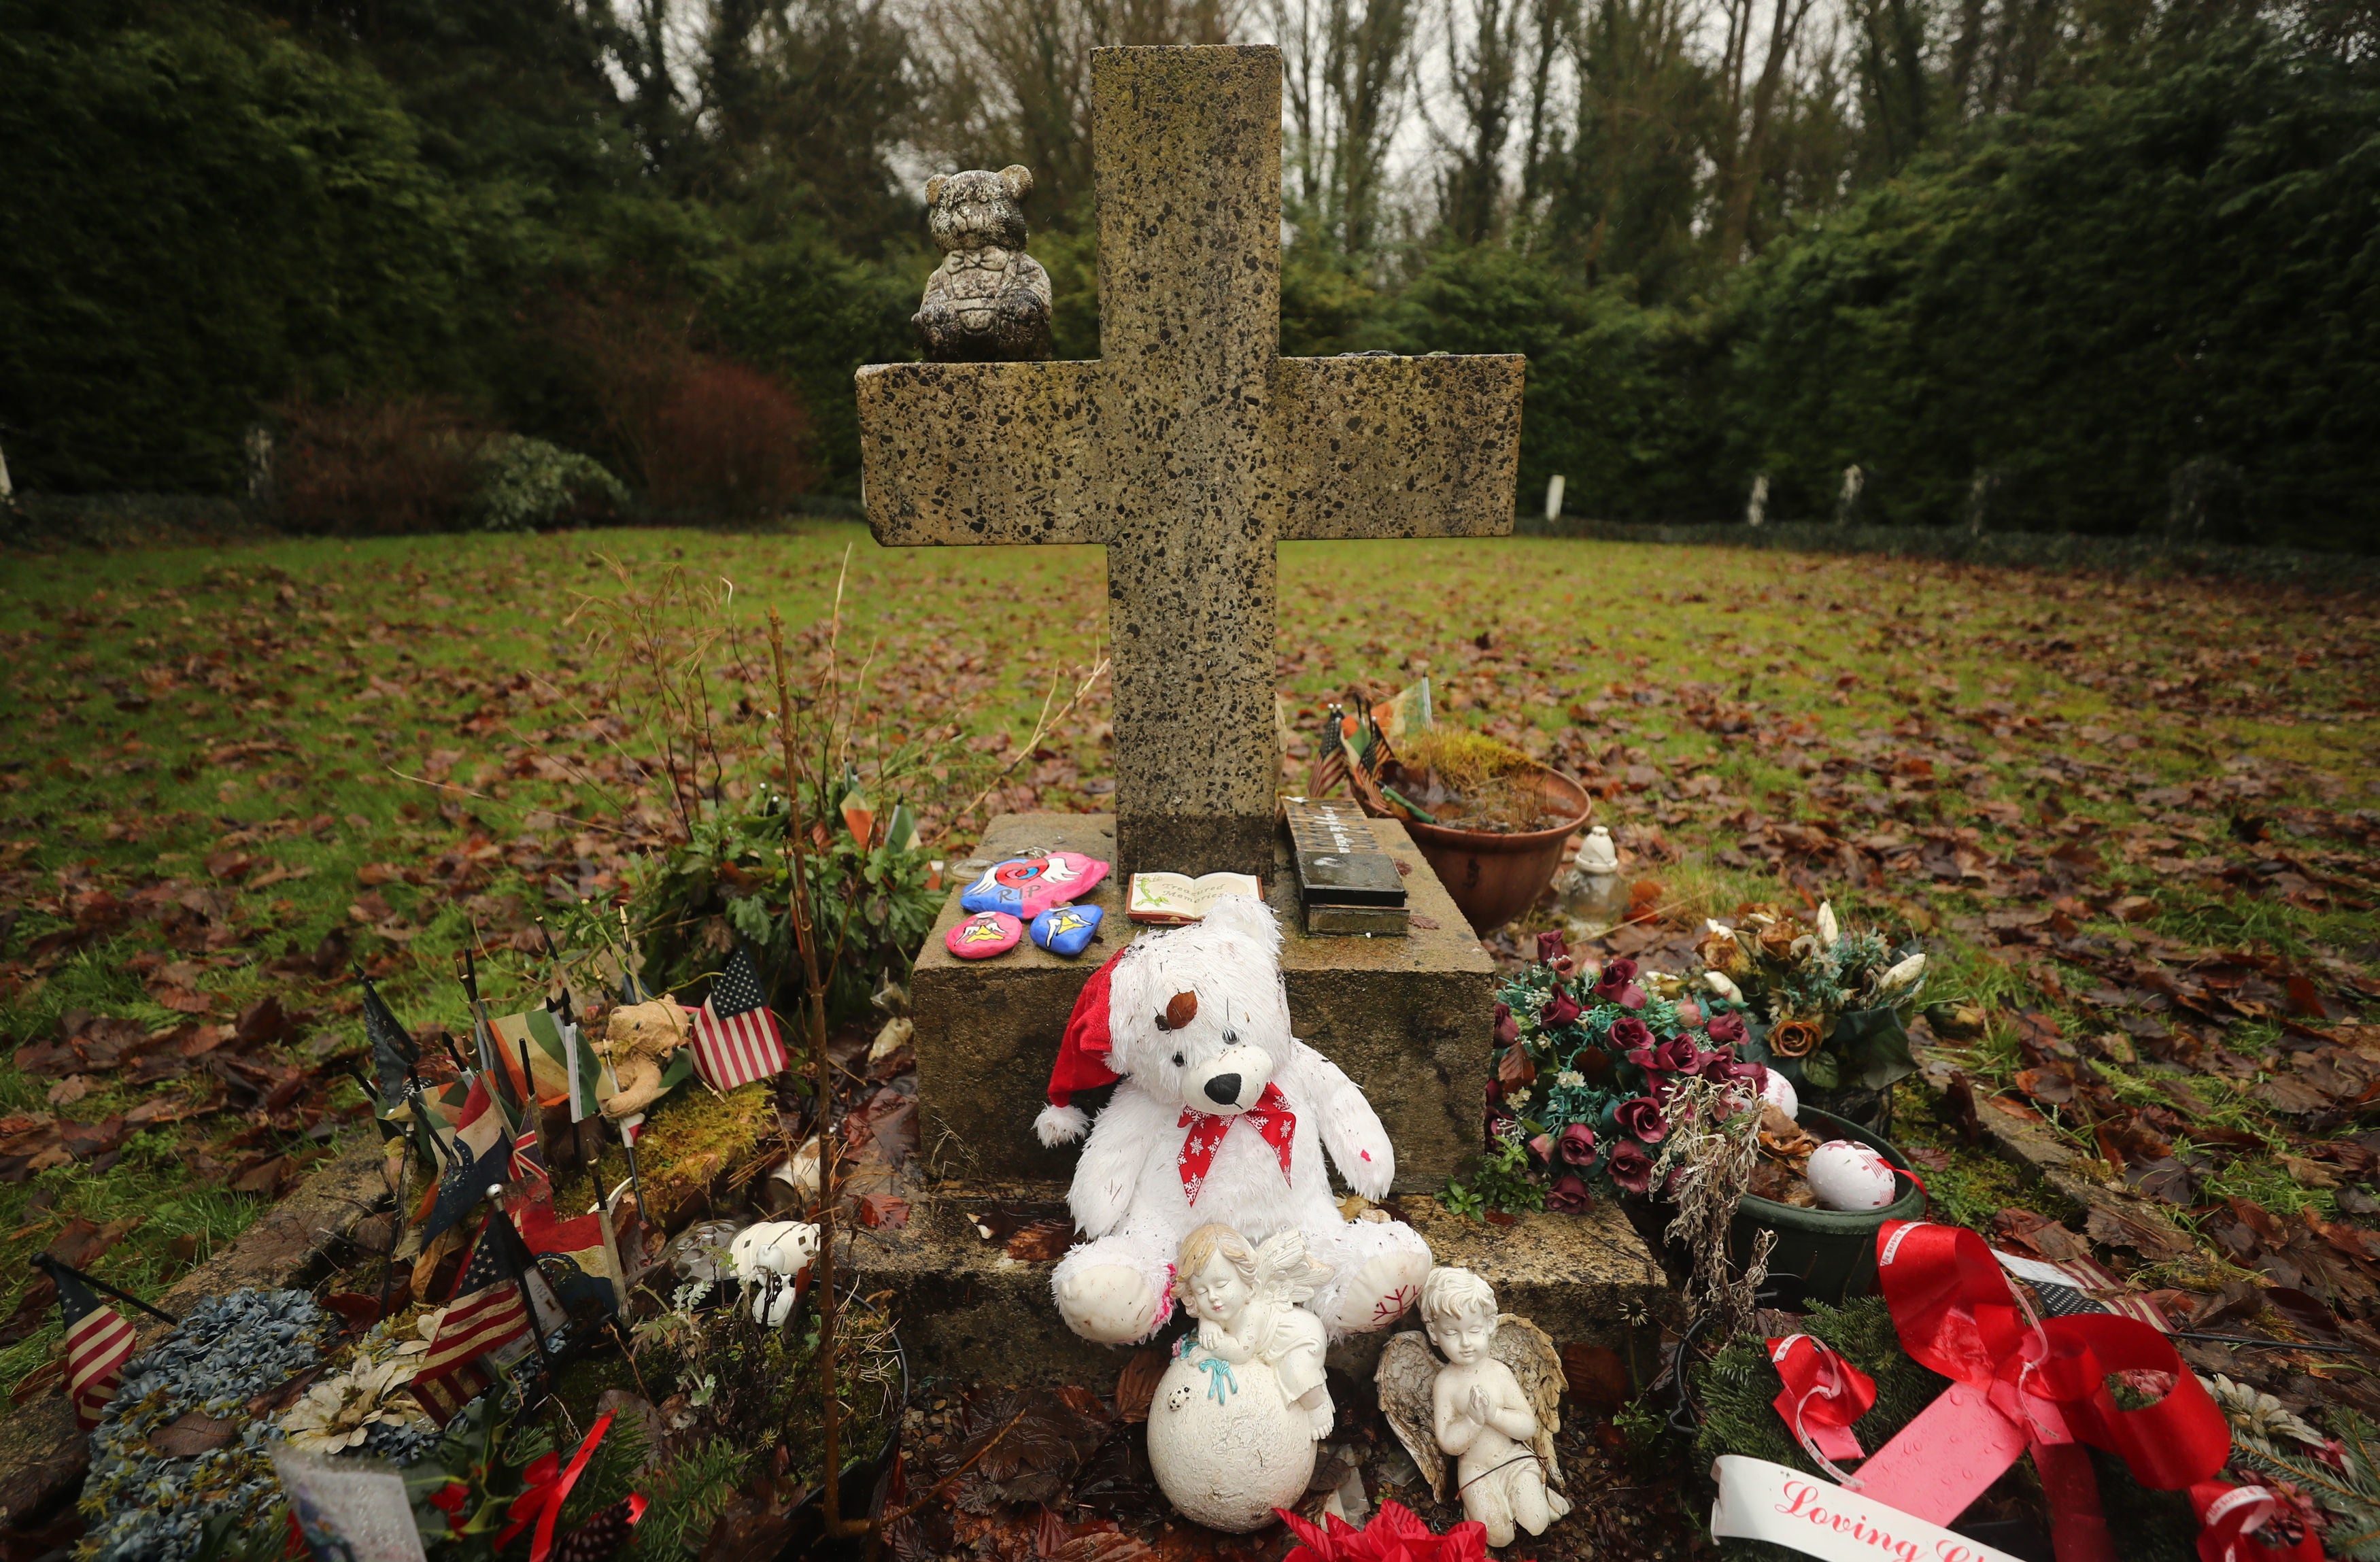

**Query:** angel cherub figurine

left=1146, top=1223, right=1335, bottom=1531
left=1376, top=1266, right=1571, bottom=1547
left=1180, top=1223, right=1334, bottom=1438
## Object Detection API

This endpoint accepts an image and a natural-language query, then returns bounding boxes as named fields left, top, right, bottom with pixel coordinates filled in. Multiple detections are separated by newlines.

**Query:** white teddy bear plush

left=1035, top=898, right=1432, bottom=1346
left=728, top=1219, right=820, bottom=1327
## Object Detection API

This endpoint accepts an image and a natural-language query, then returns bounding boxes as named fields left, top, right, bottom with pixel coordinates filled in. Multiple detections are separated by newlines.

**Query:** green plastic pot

left=1729, top=1108, right=1925, bottom=1306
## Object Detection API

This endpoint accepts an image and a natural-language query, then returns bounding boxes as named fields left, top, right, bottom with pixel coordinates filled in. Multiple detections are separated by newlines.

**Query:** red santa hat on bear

left=1036, top=949, right=1125, bottom=1145
left=1034, top=898, right=1287, bottom=1147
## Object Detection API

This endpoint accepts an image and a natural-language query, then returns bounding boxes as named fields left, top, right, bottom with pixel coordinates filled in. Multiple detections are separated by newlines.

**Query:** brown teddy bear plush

left=914, top=165, right=1053, bottom=362
left=595, top=998, right=690, bottom=1121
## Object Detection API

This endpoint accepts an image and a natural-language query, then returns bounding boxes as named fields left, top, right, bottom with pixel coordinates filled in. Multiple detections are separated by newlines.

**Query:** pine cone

left=552, top=1496, right=645, bottom=1562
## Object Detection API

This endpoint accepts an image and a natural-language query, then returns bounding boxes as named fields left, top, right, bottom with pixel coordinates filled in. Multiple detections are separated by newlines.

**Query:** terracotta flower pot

left=1401, top=766, right=1592, bottom=935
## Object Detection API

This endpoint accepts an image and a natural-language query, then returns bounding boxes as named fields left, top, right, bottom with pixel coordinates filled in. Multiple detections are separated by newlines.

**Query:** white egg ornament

left=1805, top=1140, right=1899, bottom=1212
left=1760, top=1069, right=1799, bottom=1121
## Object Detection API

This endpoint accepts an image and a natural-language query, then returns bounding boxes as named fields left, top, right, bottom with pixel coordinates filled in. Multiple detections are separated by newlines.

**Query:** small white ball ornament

left=1760, top=1070, right=1799, bottom=1121
left=1805, top=1140, right=1899, bottom=1212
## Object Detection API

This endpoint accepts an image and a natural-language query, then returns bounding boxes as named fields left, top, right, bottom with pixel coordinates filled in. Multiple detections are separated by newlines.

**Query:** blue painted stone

left=1030, top=904, right=1103, bottom=957
left=958, top=861, right=1027, bottom=917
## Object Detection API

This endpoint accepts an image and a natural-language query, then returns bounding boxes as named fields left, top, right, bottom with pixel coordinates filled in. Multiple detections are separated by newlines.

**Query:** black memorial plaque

left=1282, top=798, right=1410, bottom=935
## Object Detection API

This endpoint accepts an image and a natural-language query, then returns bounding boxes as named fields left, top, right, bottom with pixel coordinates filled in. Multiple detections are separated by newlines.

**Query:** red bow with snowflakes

left=1176, top=1085, right=1295, bottom=1202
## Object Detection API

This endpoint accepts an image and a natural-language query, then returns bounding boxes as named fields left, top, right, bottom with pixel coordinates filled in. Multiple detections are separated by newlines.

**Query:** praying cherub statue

left=1376, top=1266, right=1571, bottom=1547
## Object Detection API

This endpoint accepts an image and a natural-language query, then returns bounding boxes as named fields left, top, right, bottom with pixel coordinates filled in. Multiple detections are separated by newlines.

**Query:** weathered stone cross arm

left=854, top=352, right=1524, bottom=547
left=854, top=46, right=1525, bottom=879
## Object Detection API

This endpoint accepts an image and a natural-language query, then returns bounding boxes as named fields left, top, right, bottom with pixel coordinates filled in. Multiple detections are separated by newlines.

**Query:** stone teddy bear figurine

left=1036, top=897, right=1432, bottom=1346
left=913, top=165, right=1053, bottom=362
left=594, top=998, right=688, bottom=1121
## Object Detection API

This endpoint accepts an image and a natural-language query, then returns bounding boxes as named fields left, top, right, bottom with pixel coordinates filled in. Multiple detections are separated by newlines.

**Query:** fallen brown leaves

left=1, top=532, right=2373, bottom=1556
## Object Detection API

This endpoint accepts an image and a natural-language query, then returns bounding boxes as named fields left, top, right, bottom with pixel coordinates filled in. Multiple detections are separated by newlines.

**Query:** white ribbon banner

left=1710, top=1456, right=2026, bottom=1562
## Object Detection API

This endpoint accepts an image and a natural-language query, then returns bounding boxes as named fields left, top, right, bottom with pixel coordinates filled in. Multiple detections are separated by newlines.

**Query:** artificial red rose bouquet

left=1487, top=932, right=1767, bottom=1208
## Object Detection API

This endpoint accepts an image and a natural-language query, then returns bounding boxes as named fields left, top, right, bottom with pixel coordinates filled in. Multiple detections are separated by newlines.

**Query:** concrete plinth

left=912, top=812, right=1495, bottom=1191
left=849, top=1185, right=1674, bottom=1385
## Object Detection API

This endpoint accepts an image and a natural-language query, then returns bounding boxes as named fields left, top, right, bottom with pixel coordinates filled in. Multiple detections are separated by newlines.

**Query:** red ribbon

left=1176, top=1083, right=1295, bottom=1203
left=2191, top=1482, right=2323, bottom=1562
left=428, top=1480, right=470, bottom=1535
left=498, top=1410, right=615, bottom=1562
left=1867, top=1221, right=2233, bottom=1562
left=1767, top=1334, right=1876, bottom=1473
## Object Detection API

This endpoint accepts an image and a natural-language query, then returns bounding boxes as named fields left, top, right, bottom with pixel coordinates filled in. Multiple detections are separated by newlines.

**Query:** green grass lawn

left=1, top=522, right=2376, bottom=1396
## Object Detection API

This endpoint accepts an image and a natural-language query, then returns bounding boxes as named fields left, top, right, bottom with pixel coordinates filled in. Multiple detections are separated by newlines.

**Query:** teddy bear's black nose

left=1204, top=1073, right=1242, bottom=1106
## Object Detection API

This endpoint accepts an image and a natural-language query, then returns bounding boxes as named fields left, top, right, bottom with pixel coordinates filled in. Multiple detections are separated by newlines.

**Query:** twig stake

left=770, top=606, right=870, bottom=1542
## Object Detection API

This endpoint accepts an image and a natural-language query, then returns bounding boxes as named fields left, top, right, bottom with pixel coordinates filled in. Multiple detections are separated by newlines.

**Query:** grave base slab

left=849, top=1181, right=1676, bottom=1385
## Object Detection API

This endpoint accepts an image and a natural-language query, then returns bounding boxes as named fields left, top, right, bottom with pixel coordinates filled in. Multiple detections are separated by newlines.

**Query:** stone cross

left=857, top=45, right=1523, bottom=878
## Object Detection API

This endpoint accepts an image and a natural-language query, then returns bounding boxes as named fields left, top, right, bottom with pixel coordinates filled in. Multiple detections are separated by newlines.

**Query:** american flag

left=1994, top=1247, right=2173, bottom=1331
left=56, top=1266, right=137, bottom=1429
left=684, top=944, right=787, bottom=1092
left=410, top=1358, right=490, bottom=1427
left=412, top=1222, right=529, bottom=1423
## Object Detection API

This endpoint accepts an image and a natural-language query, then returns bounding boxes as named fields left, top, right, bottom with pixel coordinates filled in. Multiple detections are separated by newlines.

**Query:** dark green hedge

left=3, top=7, right=2373, bottom=549
left=0, top=0, right=483, bottom=492
left=1384, top=245, right=1736, bottom=524
left=1722, top=31, right=2380, bottom=547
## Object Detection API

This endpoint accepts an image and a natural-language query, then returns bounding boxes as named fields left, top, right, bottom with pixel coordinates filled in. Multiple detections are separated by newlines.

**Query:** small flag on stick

left=359, top=974, right=419, bottom=1106
left=42, top=1258, right=140, bottom=1429
left=485, top=1193, right=556, bottom=1382
left=684, top=945, right=787, bottom=1092
left=422, top=1079, right=513, bottom=1242
left=507, top=1187, right=626, bottom=1318
left=509, top=1034, right=552, bottom=1197
left=411, top=1217, right=530, bottom=1423
left=560, top=1016, right=602, bottom=1123
left=492, top=1006, right=602, bottom=1122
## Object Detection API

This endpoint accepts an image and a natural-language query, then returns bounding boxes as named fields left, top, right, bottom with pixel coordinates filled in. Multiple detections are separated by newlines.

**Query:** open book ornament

left=1030, top=904, right=1103, bottom=957
left=946, top=911, right=1023, bottom=960
left=1126, top=871, right=1263, bottom=926
left=960, top=851, right=1111, bottom=919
